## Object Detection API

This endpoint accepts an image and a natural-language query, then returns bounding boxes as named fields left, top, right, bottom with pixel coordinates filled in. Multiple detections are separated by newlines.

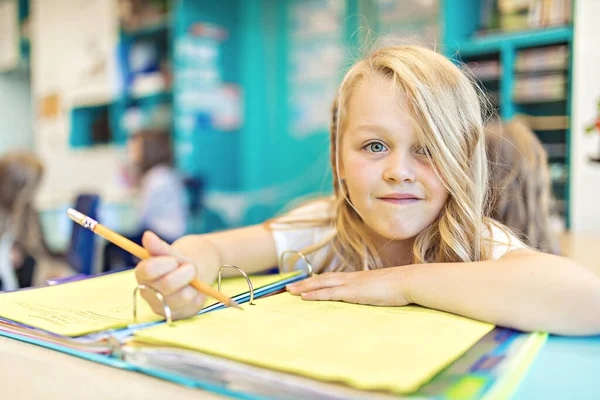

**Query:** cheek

left=342, top=155, right=376, bottom=191
left=421, top=166, right=448, bottom=204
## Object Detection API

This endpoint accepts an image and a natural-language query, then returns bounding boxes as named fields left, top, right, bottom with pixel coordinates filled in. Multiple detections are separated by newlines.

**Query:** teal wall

left=174, top=0, right=369, bottom=229
left=173, top=0, right=243, bottom=189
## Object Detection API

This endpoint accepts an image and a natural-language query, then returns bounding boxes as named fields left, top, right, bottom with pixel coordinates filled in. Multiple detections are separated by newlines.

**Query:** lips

left=378, top=193, right=423, bottom=200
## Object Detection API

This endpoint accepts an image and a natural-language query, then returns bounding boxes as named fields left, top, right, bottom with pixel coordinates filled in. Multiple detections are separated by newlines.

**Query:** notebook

left=0, top=270, right=547, bottom=398
left=133, top=292, right=496, bottom=394
left=0, top=269, right=304, bottom=338
left=123, top=328, right=547, bottom=399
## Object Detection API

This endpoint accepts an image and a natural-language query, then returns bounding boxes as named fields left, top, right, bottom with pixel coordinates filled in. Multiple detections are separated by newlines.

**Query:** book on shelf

left=478, top=0, right=571, bottom=34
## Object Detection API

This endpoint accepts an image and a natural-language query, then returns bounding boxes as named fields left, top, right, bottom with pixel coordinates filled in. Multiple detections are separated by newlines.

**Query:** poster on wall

left=175, top=22, right=242, bottom=137
left=287, top=0, right=346, bottom=138
left=0, top=0, right=19, bottom=72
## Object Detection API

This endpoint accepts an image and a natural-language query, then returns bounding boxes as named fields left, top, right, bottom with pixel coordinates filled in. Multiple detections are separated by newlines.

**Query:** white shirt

left=271, top=199, right=526, bottom=272
left=138, top=165, right=187, bottom=241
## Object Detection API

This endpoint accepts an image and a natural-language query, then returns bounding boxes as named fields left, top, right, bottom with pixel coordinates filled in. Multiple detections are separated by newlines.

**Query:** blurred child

left=134, top=45, right=600, bottom=335
left=103, top=129, right=186, bottom=271
left=0, top=152, right=66, bottom=290
left=485, top=118, right=561, bottom=254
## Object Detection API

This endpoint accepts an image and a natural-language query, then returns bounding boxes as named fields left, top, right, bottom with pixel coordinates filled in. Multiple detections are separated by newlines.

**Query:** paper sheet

left=135, top=292, right=494, bottom=394
left=0, top=271, right=299, bottom=337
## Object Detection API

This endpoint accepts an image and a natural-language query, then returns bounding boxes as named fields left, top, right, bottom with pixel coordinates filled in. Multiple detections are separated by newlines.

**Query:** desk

left=513, top=233, right=600, bottom=399
left=513, top=335, right=600, bottom=399
left=0, top=335, right=224, bottom=400
left=2, top=233, right=600, bottom=399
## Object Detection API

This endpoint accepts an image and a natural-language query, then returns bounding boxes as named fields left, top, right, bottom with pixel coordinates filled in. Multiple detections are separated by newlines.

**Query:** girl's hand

left=134, top=231, right=208, bottom=320
left=286, top=267, right=411, bottom=306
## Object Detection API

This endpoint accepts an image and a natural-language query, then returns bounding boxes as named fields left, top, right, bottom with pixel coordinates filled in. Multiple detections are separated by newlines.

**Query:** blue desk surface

left=514, top=335, right=600, bottom=399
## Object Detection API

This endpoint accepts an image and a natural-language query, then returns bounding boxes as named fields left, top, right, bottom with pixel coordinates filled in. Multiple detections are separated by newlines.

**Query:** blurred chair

left=183, top=175, right=204, bottom=233
left=183, top=176, right=203, bottom=215
left=66, top=193, right=100, bottom=275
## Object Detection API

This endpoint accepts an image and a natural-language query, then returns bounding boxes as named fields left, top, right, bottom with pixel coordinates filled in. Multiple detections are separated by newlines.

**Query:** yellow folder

left=134, top=292, right=494, bottom=394
left=0, top=270, right=300, bottom=336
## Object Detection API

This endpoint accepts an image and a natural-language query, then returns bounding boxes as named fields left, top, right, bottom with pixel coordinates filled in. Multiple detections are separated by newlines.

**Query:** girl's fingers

left=170, top=293, right=207, bottom=320
left=147, top=263, right=197, bottom=297
left=164, top=285, right=200, bottom=310
left=300, top=286, right=349, bottom=302
left=286, top=273, right=344, bottom=295
left=140, top=283, right=203, bottom=318
left=135, top=256, right=179, bottom=283
left=142, top=231, right=172, bottom=256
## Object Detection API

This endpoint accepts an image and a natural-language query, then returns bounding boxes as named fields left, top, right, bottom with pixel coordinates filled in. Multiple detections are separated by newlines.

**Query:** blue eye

left=364, top=142, right=387, bottom=153
left=415, top=146, right=431, bottom=157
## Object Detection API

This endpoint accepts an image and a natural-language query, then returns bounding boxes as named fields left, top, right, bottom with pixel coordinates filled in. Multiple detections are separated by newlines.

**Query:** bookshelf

left=454, top=26, right=573, bottom=56
left=113, top=0, right=173, bottom=145
left=442, top=0, right=573, bottom=230
left=68, top=0, right=173, bottom=148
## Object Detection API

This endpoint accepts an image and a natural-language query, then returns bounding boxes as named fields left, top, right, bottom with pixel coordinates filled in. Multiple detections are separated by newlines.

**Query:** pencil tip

left=229, top=299, right=243, bottom=310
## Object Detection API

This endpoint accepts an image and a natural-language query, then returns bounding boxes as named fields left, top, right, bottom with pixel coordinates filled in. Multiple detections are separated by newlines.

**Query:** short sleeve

left=484, top=221, right=528, bottom=260
left=270, top=199, right=336, bottom=271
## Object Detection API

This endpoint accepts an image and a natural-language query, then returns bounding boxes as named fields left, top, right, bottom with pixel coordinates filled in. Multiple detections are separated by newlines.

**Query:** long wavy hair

left=485, top=118, right=560, bottom=254
left=270, top=45, right=499, bottom=272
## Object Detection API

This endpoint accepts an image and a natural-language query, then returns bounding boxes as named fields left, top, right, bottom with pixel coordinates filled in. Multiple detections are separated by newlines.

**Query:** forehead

left=344, top=74, right=416, bottom=137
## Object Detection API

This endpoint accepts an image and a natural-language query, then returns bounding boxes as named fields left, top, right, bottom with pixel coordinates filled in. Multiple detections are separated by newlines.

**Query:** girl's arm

left=288, top=250, right=600, bottom=336
left=172, top=224, right=279, bottom=279
left=402, top=249, right=600, bottom=336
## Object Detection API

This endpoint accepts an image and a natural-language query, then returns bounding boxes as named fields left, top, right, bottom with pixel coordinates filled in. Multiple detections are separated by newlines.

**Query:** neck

left=364, top=227, right=414, bottom=267
left=377, top=239, right=414, bottom=267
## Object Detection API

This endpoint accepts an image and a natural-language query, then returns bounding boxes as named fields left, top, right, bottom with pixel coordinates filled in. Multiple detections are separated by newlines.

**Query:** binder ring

left=218, top=265, right=255, bottom=305
left=133, top=284, right=173, bottom=326
left=278, top=250, right=314, bottom=277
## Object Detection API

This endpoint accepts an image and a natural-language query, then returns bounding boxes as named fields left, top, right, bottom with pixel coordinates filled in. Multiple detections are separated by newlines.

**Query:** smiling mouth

left=378, top=197, right=421, bottom=204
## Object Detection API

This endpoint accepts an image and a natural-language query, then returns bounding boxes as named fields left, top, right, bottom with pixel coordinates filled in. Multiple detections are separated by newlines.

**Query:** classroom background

left=0, top=0, right=598, bottom=281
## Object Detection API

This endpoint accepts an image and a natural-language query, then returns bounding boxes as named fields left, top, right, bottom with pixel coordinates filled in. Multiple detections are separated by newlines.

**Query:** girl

left=135, top=45, right=600, bottom=335
left=0, top=152, right=66, bottom=290
left=125, top=129, right=187, bottom=242
left=103, top=129, right=187, bottom=271
left=485, top=118, right=561, bottom=255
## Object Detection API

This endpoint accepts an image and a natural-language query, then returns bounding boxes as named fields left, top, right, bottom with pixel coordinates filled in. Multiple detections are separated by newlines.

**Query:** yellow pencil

left=67, top=208, right=242, bottom=310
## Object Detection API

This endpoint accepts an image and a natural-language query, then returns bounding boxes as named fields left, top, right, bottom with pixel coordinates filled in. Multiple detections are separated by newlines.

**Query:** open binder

left=0, top=268, right=306, bottom=352
left=0, top=261, right=547, bottom=399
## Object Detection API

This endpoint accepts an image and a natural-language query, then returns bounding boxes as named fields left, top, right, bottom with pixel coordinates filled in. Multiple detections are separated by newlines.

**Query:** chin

left=367, top=221, right=425, bottom=242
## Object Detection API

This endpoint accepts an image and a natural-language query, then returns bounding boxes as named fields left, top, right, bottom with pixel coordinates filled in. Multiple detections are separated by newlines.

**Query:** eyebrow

left=349, top=124, right=389, bottom=136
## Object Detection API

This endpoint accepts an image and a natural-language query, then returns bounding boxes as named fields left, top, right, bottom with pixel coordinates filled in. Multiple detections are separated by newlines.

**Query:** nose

left=382, top=152, right=416, bottom=183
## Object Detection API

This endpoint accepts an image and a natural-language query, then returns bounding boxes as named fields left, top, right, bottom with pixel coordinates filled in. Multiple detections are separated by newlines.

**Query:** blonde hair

left=270, top=45, right=497, bottom=272
left=485, top=118, right=560, bottom=254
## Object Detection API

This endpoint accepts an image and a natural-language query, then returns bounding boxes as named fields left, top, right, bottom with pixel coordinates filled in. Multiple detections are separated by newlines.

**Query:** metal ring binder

left=218, top=265, right=255, bottom=305
left=133, top=284, right=173, bottom=326
left=278, top=250, right=314, bottom=277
